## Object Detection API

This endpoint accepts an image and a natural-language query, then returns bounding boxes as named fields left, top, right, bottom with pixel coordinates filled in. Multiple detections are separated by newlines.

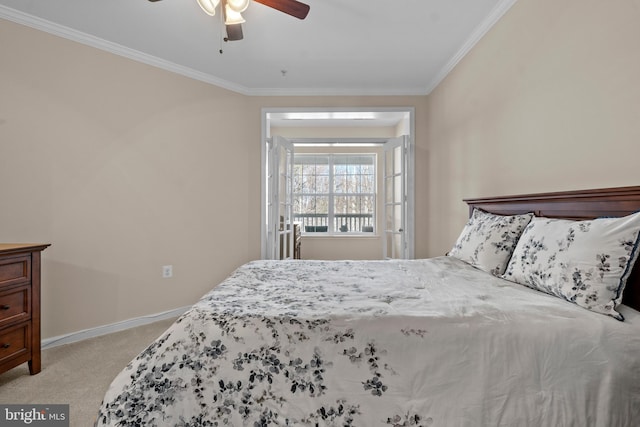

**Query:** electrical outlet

left=162, top=265, right=173, bottom=278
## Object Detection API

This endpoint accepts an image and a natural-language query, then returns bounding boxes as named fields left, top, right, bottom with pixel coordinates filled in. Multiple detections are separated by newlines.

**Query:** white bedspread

left=96, top=257, right=640, bottom=426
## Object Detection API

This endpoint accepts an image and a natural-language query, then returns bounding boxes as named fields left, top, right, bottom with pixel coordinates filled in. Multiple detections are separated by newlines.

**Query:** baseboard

left=41, top=306, right=190, bottom=350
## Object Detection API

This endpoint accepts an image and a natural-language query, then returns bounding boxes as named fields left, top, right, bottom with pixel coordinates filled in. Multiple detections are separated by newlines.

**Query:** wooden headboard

left=464, top=185, right=640, bottom=312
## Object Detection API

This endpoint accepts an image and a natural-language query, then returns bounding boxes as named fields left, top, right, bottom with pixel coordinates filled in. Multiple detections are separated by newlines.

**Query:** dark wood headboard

left=464, top=185, right=640, bottom=312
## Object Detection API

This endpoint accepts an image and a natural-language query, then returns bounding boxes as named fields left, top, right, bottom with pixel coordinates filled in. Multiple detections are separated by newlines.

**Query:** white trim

left=1, top=2, right=517, bottom=97
left=0, top=5, right=251, bottom=96
left=248, top=86, right=429, bottom=97
left=41, top=306, right=190, bottom=350
left=291, top=138, right=389, bottom=145
left=425, top=0, right=519, bottom=94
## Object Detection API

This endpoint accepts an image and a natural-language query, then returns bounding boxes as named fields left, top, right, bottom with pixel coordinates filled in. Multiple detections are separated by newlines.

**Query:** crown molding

left=1, top=5, right=417, bottom=97
left=425, top=0, right=519, bottom=94
left=2, top=1, right=518, bottom=97
left=248, top=86, right=429, bottom=97
left=0, top=4, right=252, bottom=95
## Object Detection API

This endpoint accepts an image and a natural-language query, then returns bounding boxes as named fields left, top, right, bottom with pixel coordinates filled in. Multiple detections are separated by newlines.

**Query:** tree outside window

left=293, top=154, right=376, bottom=234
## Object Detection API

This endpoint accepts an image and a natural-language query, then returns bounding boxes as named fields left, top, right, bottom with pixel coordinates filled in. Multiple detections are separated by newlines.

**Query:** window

left=293, top=154, right=376, bottom=234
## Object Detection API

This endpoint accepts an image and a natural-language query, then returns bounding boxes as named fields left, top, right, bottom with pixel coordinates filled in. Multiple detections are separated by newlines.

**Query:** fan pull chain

left=219, top=8, right=224, bottom=54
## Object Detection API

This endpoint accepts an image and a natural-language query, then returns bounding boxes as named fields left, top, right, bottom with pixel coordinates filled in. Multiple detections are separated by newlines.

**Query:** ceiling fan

left=147, top=0, right=310, bottom=41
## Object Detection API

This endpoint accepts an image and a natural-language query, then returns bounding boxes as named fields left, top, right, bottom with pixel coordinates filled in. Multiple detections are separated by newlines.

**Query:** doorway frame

left=261, top=107, right=415, bottom=260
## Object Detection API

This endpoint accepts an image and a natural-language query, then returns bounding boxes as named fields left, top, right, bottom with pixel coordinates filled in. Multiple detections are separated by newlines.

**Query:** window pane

left=316, top=175, right=330, bottom=193
left=302, top=176, right=315, bottom=193
left=360, top=195, right=375, bottom=214
left=334, top=196, right=348, bottom=214
left=334, top=175, right=346, bottom=193
left=333, top=154, right=375, bottom=195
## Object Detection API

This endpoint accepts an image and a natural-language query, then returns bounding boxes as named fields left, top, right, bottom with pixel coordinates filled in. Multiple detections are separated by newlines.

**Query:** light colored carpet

left=0, top=317, right=177, bottom=427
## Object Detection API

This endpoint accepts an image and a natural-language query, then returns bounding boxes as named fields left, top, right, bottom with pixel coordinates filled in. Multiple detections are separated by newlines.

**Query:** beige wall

left=425, top=0, right=640, bottom=256
left=0, top=19, right=428, bottom=338
left=6, top=0, right=637, bottom=339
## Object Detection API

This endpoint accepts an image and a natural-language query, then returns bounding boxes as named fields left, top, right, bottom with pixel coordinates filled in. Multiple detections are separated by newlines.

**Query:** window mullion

left=328, top=154, right=335, bottom=233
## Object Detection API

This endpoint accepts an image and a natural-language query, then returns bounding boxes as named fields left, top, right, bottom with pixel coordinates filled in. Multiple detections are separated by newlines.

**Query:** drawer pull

left=1, top=305, right=10, bottom=311
left=1, top=343, right=9, bottom=349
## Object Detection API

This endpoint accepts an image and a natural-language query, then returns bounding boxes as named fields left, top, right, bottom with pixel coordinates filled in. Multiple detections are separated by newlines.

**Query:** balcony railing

left=294, top=213, right=374, bottom=233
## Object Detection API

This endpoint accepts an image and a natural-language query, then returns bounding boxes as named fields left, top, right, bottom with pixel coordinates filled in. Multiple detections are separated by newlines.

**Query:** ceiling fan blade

left=254, top=0, right=310, bottom=20
left=147, top=0, right=163, bottom=2
left=225, top=24, right=244, bottom=41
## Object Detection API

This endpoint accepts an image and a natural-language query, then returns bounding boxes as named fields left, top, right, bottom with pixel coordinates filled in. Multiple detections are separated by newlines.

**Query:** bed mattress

left=96, top=256, right=640, bottom=426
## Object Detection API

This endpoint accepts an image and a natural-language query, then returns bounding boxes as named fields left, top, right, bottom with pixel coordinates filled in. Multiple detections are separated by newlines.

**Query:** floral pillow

left=503, top=212, right=640, bottom=320
left=448, top=209, right=534, bottom=276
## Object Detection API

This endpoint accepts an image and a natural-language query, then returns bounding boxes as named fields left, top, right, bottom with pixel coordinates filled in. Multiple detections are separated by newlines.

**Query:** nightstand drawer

left=0, top=323, right=29, bottom=365
left=0, top=255, right=31, bottom=288
left=0, top=285, right=30, bottom=328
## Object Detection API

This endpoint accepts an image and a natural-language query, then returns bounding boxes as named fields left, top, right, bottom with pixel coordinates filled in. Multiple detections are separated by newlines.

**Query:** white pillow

left=448, top=209, right=534, bottom=276
left=503, top=212, right=640, bottom=320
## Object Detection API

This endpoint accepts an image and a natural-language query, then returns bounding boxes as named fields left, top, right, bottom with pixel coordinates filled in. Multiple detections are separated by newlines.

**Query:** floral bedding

left=96, top=257, right=640, bottom=427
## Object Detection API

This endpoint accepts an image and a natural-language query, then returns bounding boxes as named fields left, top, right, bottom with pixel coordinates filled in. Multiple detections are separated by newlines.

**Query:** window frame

left=293, top=153, right=377, bottom=235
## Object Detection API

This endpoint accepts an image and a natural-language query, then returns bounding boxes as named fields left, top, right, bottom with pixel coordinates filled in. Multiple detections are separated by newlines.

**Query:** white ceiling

left=0, top=0, right=517, bottom=97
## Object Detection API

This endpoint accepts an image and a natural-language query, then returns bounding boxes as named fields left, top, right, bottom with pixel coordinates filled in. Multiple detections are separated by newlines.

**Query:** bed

left=96, top=186, right=640, bottom=427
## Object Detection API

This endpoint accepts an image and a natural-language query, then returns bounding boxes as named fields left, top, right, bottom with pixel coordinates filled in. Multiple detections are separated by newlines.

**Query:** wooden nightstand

left=0, top=244, right=50, bottom=375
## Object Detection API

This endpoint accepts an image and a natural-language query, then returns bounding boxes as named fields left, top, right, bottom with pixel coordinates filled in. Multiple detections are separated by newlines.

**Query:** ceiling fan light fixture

left=224, top=4, right=246, bottom=24
left=196, top=0, right=219, bottom=16
left=227, top=0, right=250, bottom=13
